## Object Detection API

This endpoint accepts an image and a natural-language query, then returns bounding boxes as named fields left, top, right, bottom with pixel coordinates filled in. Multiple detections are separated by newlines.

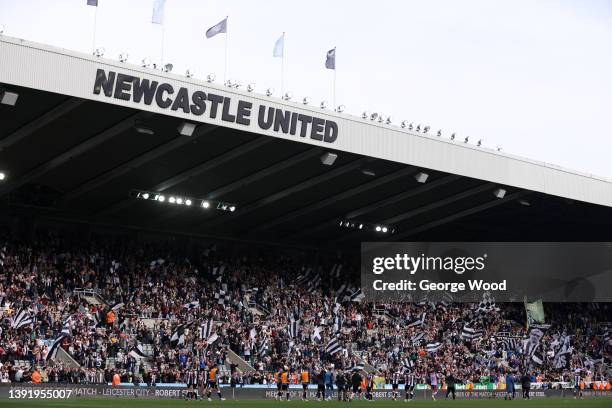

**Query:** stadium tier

left=0, top=34, right=611, bottom=402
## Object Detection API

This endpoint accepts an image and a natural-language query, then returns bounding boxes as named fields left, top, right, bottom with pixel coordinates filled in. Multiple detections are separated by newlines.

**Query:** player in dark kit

left=316, top=369, right=326, bottom=401
left=445, top=372, right=458, bottom=400
left=365, top=372, right=374, bottom=401
left=520, top=372, right=531, bottom=399
left=573, top=368, right=584, bottom=399
left=404, top=370, right=416, bottom=402
left=335, top=369, right=347, bottom=401
left=350, top=370, right=362, bottom=401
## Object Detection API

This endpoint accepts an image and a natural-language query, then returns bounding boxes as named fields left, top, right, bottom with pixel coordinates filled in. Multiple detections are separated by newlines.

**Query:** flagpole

left=281, top=32, right=285, bottom=97
left=224, top=16, right=228, bottom=83
left=333, top=65, right=336, bottom=108
left=160, top=22, right=165, bottom=67
left=92, top=5, right=98, bottom=54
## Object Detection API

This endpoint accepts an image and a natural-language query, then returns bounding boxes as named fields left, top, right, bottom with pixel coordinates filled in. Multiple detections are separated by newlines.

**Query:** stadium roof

left=1, top=36, right=612, bottom=249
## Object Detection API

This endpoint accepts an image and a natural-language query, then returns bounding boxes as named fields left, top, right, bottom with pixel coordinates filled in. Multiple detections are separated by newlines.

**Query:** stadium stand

left=0, top=230, right=609, bottom=391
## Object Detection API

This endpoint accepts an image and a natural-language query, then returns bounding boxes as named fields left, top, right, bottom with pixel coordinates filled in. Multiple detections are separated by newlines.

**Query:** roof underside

left=1, top=84, right=612, bottom=250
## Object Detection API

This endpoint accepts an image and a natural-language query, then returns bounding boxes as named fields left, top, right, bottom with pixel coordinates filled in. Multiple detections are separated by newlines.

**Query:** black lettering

left=207, top=93, right=224, bottom=118
left=113, top=73, right=133, bottom=101
left=236, top=100, right=252, bottom=125
left=324, top=120, right=338, bottom=143
left=289, top=112, right=298, bottom=135
left=311, top=117, right=325, bottom=140
left=273, top=109, right=290, bottom=133
left=221, top=97, right=236, bottom=122
left=133, top=78, right=159, bottom=105
left=155, top=83, right=174, bottom=109
left=171, top=87, right=190, bottom=113
left=258, top=105, right=274, bottom=130
left=298, top=114, right=313, bottom=138
left=93, top=69, right=115, bottom=97
left=190, top=91, right=206, bottom=115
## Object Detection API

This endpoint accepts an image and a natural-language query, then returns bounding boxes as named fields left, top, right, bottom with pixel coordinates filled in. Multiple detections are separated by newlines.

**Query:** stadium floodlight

left=201, top=200, right=211, bottom=209
left=185, top=69, right=194, bottom=78
left=362, top=169, right=376, bottom=177
left=382, top=227, right=388, bottom=233
left=519, top=199, right=531, bottom=207
left=0, top=90, right=19, bottom=106
left=266, top=88, right=274, bottom=96
left=247, top=83, right=256, bottom=92
left=224, top=79, right=233, bottom=87
left=0, top=24, right=4, bottom=35
left=176, top=198, right=184, bottom=205
left=134, top=122, right=154, bottom=135
left=415, top=124, right=421, bottom=132
left=408, top=123, right=413, bottom=130
left=377, top=115, right=384, bottom=123
left=401, top=120, right=408, bottom=128
left=185, top=199, right=192, bottom=206
left=477, top=139, right=483, bottom=147
left=0, top=172, right=6, bottom=181
left=320, top=152, right=338, bottom=166
left=362, top=111, right=369, bottom=119
left=493, top=188, right=507, bottom=199
left=423, top=125, right=430, bottom=133
left=335, top=105, right=345, bottom=113
left=229, top=205, right=236, bottom=212
left=369, top=113, right=378, bottom=121
left=283, top=92, right=292, bottom=101
left=496, top=146, right=503, bottom=151
left=303, top=97, right=311, bottom=105
left=141, top=193, right=150, bottom=200
left=178, top=121, right=197, bottom=136
left=162, top=63, right=173, bottom=72
left=375, top=226, right=382, bottom=232
left=232, top=81, right=242, bottom=89
left=450, top=133, right=456, bottom=140
left=93, top=47, right=105, bottom=57
left=168, top=196, right=176, bottom=204
left=437, top=129, right=442, bottom=137
left=385, top=117, right=392, bottom=125
left=414, top=172, right=429, bottom=183
left=464, top=136, right=469, bottom=143
left=157, top=195, right=166, bottom=202
left=320, top=100, right=328, bottom=109
left=141, top=58, right=151, bottom=68
left=206, top=73, right=216, bottom=83
left=358, top=224, right=363, bottom=230
left=119, top=53, right=129, bottom=63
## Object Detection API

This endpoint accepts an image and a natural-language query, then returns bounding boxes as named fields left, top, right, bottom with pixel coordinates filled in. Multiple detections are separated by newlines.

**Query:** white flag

left=152, top=0, right=166, bottom=25
left=273, top=33, right=284, bottom=58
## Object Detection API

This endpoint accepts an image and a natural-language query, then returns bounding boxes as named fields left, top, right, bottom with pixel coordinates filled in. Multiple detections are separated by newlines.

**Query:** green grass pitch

left=1, top=398, right=611, bottom=408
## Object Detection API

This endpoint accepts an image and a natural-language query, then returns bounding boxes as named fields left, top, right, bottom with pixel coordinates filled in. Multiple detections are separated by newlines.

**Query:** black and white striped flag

left=110, top=302, right=125, bottom=311
left=326, top=336, right=342, bottom=355
left=288, top=318, right=299, bottom=338
left=407, top=312, right=427, bottom=328
left=46, top=334, right=68, bottom=361
left=200, top=320, right=214, bottom=339
left=183, top=301, right=200, bottom=310
left=349, top=288, right=365, bottom=302
left=129, top=345, right=148, bottom=359
left=11, top=308, right=33, bottom=329
left=258, top=336, right=269, bottom=357
left=411, top=332, right=425, bottom=346
left=426, top=342, right=442, bottom=353
left=461, top=324, right=484, bottom=341
left=215, top=290, right=230, bottom=305
left=171, top=324, right=187, bottom=346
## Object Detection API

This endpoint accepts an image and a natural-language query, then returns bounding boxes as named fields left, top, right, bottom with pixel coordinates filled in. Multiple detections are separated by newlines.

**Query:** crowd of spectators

left=0, top=231, right=610, bottom=387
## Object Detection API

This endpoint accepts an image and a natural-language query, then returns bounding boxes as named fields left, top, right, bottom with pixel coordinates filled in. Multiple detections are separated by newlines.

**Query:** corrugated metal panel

left=2, top=36, right=612, bottom=208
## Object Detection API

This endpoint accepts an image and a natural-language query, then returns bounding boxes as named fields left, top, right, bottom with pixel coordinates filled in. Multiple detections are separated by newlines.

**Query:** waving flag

left=206, top=17, right=228, bottom=39
left=87, top=0, right=98, bottom=6
left=325, top=48, right=336, bottom=70
left=326, top=336, right=342, bottom=355
left=152, top=0, right=166, bottom=24
left=11, top=308, right=32, bottom=329
left=273, top=33, right=285, bottom=58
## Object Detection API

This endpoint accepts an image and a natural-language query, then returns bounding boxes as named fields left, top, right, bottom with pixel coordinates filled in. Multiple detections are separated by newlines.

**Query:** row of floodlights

left=133, top=190, right=237, bottom=212
left=338, top=220, right=395, bottom=234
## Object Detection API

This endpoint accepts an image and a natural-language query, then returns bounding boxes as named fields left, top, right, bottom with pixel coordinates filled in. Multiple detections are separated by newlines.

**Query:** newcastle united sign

left=93, top=69, right=338, bottom=143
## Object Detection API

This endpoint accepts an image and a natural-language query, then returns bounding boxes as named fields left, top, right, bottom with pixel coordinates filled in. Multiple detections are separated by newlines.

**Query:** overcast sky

left=1, top=0, right=611, bottom=178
